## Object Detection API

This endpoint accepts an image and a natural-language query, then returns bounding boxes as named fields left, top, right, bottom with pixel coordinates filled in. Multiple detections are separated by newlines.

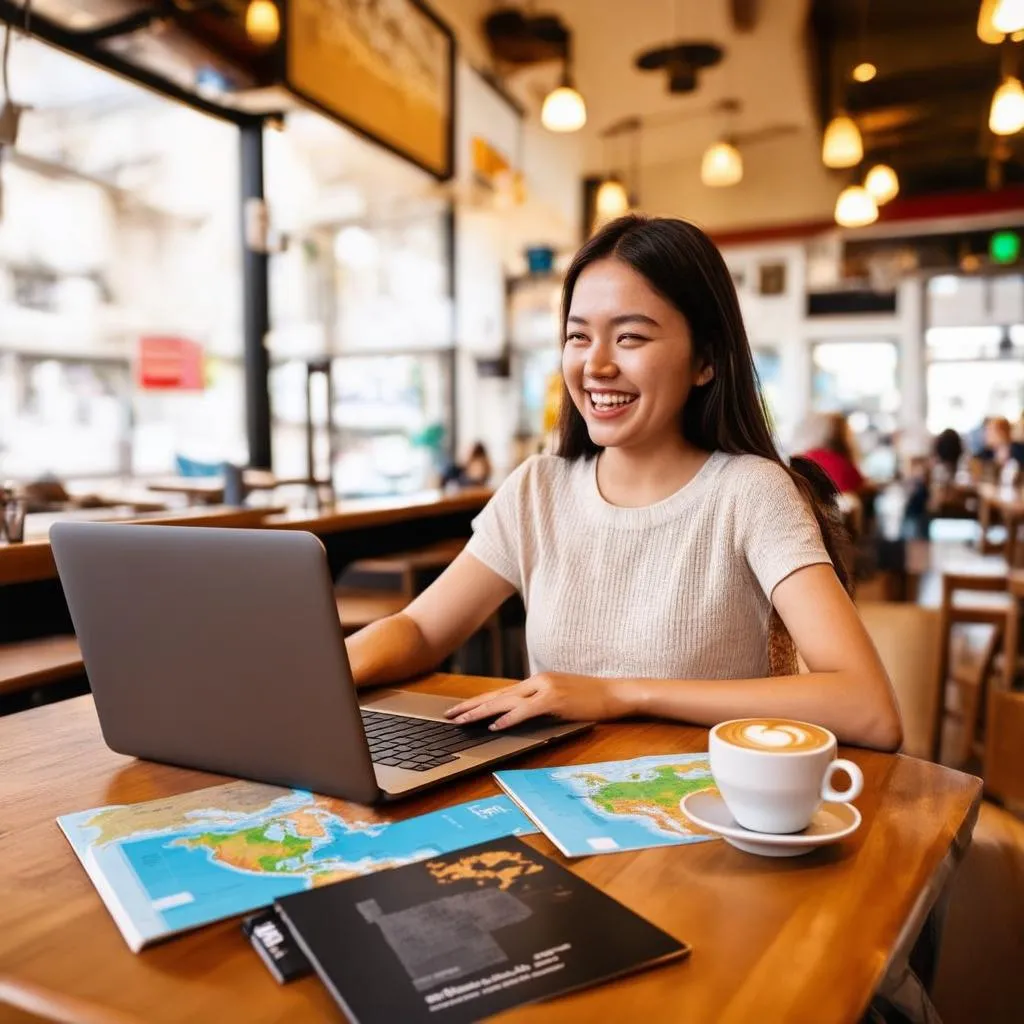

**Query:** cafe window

left=265, top=110, right=453, bottom=493
left=811, top=340, right=900, bottom=475
left=925, top=324, right=1024, bottom=436
left=752, top=346, right=783, bottom=426
left=0, top=35, right=243, bottom=481
left=0, top=353, right=131, bottom=478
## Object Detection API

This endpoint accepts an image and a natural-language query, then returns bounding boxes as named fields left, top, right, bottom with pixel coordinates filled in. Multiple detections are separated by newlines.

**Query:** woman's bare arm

left=345, top=552, right=516, bottom=688
left=447, top=565, right=904, bottom=751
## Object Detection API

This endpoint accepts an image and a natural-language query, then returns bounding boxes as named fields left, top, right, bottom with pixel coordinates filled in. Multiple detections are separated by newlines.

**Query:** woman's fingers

left=445, top=682, right=533, bottom=719
left=450, top=695, right=524, bottom=725
left=490, top=695, right=547, bottom=730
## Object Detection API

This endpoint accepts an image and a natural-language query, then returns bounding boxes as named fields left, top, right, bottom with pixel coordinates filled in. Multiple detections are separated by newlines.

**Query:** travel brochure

left=275, top=836, right=688, bottom=1024
left=493, top=753, right=718, bottom=857
left=58, top=753, right=708, bottom=1016
left=57, top=780, right=537, bottom=951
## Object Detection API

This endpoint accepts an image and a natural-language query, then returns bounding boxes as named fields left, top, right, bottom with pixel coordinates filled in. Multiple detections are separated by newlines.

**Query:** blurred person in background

left=441, top=442, right=492, bottom=488
left=792, top=412, right=867, bottom=497
left=977, top=416, right=1024, bottom=481
left=903, top=428, right=965, bottom=537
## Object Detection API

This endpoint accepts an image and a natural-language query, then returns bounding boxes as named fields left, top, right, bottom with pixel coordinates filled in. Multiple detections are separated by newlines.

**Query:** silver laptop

left=49, top=523, right=589, bottom=802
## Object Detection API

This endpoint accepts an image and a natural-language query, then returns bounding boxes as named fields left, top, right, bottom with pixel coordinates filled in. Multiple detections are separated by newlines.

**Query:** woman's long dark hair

left=554, top=214, right=851, bottom=593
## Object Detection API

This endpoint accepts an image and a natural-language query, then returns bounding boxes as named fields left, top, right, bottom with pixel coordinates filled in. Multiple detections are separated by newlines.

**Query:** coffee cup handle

left=821, top=759, right=863, bottom=803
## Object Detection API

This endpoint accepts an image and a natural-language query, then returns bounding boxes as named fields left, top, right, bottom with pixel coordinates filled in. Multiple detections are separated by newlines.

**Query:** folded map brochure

left=275, top=836, right=688, bottom=1024
left=57, top=780, right=537, bottom=951
left=493, top=753, right=718, bottom=857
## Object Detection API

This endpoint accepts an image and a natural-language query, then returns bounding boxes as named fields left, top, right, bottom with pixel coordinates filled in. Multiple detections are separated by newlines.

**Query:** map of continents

left=565, top=758, right=714, bottom=837
left=58, top=780, right=535, bottom=948
left=495, top=754, right=716, bottom=856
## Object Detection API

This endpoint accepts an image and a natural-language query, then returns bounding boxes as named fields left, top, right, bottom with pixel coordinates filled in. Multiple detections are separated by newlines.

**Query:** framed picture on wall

left=758, top=262, right=787, bottom=296
left=286, top=0, right=456, bottom=180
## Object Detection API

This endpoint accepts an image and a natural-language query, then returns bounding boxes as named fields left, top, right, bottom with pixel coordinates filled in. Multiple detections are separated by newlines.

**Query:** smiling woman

left=345, top=215, right=902, bottom=753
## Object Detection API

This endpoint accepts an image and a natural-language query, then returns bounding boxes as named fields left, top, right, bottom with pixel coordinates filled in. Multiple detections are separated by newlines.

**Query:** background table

left=0, top=675, right=980, bottom=1024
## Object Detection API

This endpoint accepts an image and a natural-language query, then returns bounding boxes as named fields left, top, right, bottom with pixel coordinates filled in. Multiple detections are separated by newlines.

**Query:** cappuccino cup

left=709, top=718, right=863, bottom=835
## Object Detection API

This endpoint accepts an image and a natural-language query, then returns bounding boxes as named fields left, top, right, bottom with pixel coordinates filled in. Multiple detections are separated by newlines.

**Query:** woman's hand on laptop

left=444, top=673, right=635, bottom=730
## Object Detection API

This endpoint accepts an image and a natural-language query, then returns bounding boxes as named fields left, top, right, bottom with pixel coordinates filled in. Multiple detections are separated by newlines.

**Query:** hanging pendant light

left=852, top=62, right=877, bottom=82
left=542, top=40, right=587, bottom=133
left=701, top=141, right=743, bottom=187
left=994, top=0, right=1024, bottom=33
left=822, top=113, right=863, bottom=168
left=864, top=163, right=899, bottom=204
left=595, top=177, right=630, bottom=220
left=834, top=185, right=878, bottom=228
left=979, top=0, right=1024, bottom=41
left=245, top=0, right=280, bottom=46
left=541, top=78, right=587, bottom=132
left=990, top=76, right=1024, bottom=135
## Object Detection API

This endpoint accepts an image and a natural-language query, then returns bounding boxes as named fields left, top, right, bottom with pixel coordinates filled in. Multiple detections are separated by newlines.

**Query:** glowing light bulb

left=834, top=185, right=878, bottom=228
left=822, top=113, right=863, bottom=168
left=700, top=141, right=743, bottom=187
left=245, top=1, right=280, bottom=47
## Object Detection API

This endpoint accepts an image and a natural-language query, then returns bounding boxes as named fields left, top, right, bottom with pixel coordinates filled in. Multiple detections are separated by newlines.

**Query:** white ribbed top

left=466, top=452, right=831, bottom=681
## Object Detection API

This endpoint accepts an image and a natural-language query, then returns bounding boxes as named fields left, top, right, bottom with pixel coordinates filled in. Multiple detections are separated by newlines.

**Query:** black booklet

left=275, top=836, right=687, bottom=1023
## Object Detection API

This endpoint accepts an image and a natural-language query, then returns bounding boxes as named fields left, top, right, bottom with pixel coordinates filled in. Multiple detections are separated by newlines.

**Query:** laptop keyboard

left=360, top=710, right=497, bottom=772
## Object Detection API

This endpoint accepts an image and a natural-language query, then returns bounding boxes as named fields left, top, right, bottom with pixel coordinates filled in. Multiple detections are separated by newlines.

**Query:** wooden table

left=146, top=472, right=312, bottom=505
left=0, top=506, right=282, bottom=589
left=263, top=488, right=492, bottom=535
left=0, top=675, right=981, bottom=1024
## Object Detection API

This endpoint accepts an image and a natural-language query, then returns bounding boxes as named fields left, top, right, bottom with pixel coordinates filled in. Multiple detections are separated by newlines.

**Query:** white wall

left=722, top=237, right=926, bottom=446
left=451, top=59, right=580, bottom=473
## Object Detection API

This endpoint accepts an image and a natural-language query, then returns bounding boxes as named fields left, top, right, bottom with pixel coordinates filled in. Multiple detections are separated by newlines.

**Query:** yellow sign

left=287, top=0, right=454, bottom=179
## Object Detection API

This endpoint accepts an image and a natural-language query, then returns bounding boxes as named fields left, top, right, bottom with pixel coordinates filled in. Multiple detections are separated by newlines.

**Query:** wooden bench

left=0, top=636, right=84, bottom=699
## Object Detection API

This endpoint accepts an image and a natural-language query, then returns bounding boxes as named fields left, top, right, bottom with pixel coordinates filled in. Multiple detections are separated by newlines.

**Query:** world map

left=58, top=781, right=536, bottom=950
left=494, top=754, right=717, bottom=857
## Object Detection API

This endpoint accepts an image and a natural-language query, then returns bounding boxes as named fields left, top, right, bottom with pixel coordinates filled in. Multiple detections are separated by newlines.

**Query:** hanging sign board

left=286, top=0, right=455, bottom=180
left=137, top=337, right=205, bottom=391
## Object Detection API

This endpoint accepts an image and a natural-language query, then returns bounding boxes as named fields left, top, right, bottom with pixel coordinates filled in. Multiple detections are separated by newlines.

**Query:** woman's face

left=562, top=258, right=709, bottom=453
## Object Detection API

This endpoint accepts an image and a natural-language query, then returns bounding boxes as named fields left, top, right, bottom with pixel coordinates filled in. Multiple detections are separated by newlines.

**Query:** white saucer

left=679, top=790, right=862, bottom=858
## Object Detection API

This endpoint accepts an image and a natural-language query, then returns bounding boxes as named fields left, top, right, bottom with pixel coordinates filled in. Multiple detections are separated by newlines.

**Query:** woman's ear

left=695, top=364, right=715, bottom=386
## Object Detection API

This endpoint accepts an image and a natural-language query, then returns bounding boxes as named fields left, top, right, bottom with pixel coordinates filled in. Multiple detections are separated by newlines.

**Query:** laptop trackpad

left=358, top=688, right=462, bottom=720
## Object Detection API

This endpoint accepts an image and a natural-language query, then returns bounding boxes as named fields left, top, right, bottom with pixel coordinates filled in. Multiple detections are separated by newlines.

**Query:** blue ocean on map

left=59, top=791, right=536, bottom=949
left=495, top=753, right=716, bottom=858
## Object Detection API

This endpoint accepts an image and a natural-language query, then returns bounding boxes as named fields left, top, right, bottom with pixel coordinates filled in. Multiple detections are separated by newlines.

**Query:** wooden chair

left=984, top=688, right=1024, bottom=813
left=335, top=591, right=410, bottom=637
left=856, top=602, right=941, bottom=761
left=931, top=689, right=1024, bottom=1024
left=347, top=538, right=467, bottom=599
left=0, top=635, right=85, bottom=714
left=337, top=539, right=504, bottom=674
left=931, top=572, right=1014, bottom=764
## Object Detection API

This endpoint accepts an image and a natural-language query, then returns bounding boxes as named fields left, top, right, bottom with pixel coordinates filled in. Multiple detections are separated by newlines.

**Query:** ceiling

left=440, top=0, right=1021, bottom=229
left=811, top=0, right=1022, bottom=195
left=6, top=0, right=1020, bottom=233
left=441, top=0, right=816, bottom=173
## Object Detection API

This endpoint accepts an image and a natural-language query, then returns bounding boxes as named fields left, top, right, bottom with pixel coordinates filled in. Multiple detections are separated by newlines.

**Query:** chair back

left=857, top=601, right=941, bottom=760
left=984, top=689, right=1024, bottom=808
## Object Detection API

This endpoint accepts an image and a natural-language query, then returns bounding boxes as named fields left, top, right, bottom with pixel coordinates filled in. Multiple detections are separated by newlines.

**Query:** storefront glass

left=0, top=35, right=243, bottom=481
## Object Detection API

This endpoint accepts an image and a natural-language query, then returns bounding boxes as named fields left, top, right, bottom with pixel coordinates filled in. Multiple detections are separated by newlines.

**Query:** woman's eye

left=617, top=334, right=648, bottom=345
left=566, top=333, right=588, bottom=345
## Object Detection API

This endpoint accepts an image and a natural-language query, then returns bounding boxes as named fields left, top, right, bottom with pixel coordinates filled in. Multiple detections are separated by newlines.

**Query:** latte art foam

left=716, top=719, right=831, bottom=753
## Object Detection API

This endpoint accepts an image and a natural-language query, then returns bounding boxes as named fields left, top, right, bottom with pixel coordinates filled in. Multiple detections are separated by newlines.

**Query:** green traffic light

left=990, top=230, right=1021, bottom=265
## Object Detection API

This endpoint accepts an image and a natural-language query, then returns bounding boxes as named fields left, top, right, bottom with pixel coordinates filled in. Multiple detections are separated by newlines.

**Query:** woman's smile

left=585, top=387, right=639, bottom=419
